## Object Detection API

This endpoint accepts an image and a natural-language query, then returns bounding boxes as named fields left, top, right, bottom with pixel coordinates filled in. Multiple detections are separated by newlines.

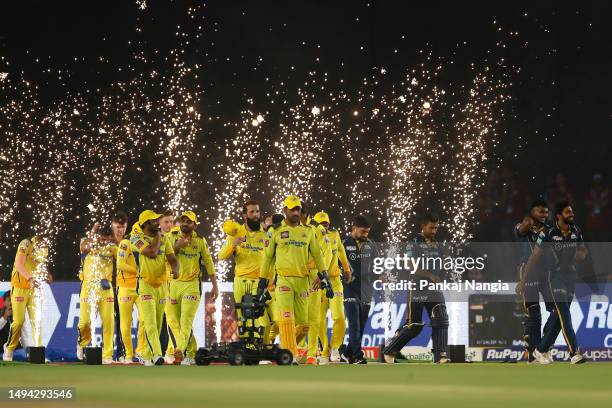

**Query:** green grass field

left=2, top=362, right=611, bottom=408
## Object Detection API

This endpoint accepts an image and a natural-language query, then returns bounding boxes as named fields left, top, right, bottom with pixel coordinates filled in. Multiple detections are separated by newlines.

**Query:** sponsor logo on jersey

left=281, top=231, right=289, bottom=239
left=183, top=295, right=197, bottom=301
left=278, top=285, right=291, bottom=292
left=119, top=296, right=131, bottom=302
left=141, top=294, right=153, bottom=301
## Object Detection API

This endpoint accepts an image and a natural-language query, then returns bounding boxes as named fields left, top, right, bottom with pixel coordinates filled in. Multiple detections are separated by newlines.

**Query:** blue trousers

left=344, top=299, right=370, bottom=360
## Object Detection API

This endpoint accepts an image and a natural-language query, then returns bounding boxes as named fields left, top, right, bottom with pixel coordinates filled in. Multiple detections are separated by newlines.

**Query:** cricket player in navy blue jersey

left=514, top=200, right=550, bottom=363
left=518, top=200, right=588, bottom=364
left=342, top=215, right=375, bottom=364
left=382, top=213, right=450, bottom=364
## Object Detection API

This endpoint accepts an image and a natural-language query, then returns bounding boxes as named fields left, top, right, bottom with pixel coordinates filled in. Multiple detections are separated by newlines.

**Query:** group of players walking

left=2, top=194, right=588, bottom=365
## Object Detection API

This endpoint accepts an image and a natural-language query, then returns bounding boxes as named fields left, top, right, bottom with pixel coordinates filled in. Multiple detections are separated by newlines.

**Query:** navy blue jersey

left=513, top=223, right=541, bottom=264
left=408, top=233, right=445, bottom=281
left=536, top=223, right=584, bottom=278
left=343, top=236, right=377, bottom=301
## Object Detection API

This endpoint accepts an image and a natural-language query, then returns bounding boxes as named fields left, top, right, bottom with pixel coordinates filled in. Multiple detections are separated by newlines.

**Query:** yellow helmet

left=222, top=219, right=242, bottom=237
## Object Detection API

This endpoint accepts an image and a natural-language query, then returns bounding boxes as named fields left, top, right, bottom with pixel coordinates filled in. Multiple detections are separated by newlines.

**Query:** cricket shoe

left=173, top=349, right=184, bottom=365
left=291, top=358, right=300, bottom=366
left=570, top=353, right=588, bottom=365
left=181, top=357, right=193, bottom=366
left=330, top=348, right=341, bottom=363
left=544, top=352, right=554, bottom=364
left=3, top=344, right=13, bottom=362
left=353, top=357, right=367, bottom=365
left=134, top=354, right=145, bottom=365
left=340, top=353, right=352, bottom=364
left=259, top=360, right=273, bottom=365
left=102, top=358, right=114, bottom=365
left=532, top=349, right=551, bottom=365
left=164, top=355, right=175, bottom=365
left=318, top=356, right=329, bottom=365
left=305, top=356, right=318, bottom=365
left=383, top=354, right=395, bottom=364
left=146, top=355, right=164, bottom=366
left=437, top=352, right=450, bottom=364
left=76, top=345, right=84, bottom=361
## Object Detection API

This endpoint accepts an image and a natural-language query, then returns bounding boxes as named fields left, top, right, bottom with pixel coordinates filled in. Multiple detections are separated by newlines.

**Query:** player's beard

left=564, top=216, right=575, bottom=226
left=246, top=218, right=261, bottom=231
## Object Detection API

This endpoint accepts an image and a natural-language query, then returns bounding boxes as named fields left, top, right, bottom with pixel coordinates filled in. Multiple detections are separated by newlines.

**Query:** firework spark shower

left=3, top=1, right=604, bottom=286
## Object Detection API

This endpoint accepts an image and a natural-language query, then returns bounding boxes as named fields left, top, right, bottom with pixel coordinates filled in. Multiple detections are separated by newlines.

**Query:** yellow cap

left=222, top=219, right=242, bottom=237
left=180, top=211, right=198, bottom=224
left=138, top=210, right=162, bottom=226
left=283, top=195, right=302, bottom=210
left=130, top=222, right=142, bottom=235
left=313, top=211, right=330, bottom=224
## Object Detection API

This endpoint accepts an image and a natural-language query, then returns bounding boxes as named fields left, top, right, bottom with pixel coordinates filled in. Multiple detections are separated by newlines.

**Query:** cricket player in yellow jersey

left=116, top=223, right=146, bottom=364
left=303, top=211, right=333, bottom=365
left=158, top=210, right=180, bottom=364
left=77, top=229, right=118, bottom=364
left=314, top=211, right=352, bottom=365
left=166, top=211, right=217, bottom=365
left=218, top=200, right=275, bottom=344
left=130, top=210, right=179, bottom=366
left=259, top=195, right=328, bottom=364
left=2, top=236, right=51, bottom=362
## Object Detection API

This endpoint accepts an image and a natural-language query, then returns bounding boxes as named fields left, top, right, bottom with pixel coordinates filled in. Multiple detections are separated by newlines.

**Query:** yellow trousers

left=275, top=275, right=310, bottom=357
left=77, top=282, right=115, bottom=360
left=319, top=276, right=346, bottom=357
left=162, top=280, right=180, bottom=358
left=5, top=287, right=42, bottom=352
left=166, top=279, right=199, bottom=358
left=137, top=279, right=165, bottom=360
left=307, top=289, right=323, bottom=358
left=116, top=286, right=145, bottom=360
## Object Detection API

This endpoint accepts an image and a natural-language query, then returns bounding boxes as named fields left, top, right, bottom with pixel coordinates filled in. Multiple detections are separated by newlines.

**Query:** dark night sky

left=1, top=1, right=611, bottom=279
left=2, top=1, right=610, bottom=169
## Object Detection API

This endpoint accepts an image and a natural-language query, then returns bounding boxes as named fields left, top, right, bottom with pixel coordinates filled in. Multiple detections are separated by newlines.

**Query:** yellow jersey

left=327, top=229, right=351, bottom=278
left=11, top=237, right=48, bottom=290
left=218, top=223, right=267, bottom=279
left=260, top=221, right=326, bottom=280
left=81, top=241, right=117, bottom=283
left=130, top=233, right=174, bottom=288
left=117, top=238, right=138, bottom=289
left=166, top=230, right=215, bottom=281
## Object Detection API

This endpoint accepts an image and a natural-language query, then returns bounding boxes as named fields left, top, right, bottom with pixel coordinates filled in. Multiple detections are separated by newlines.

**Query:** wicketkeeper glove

left=100, top=279, right=111, bottom=290
left=318, top=271, right=334, bottom=299
left=256, top=278, right=269, bottom=303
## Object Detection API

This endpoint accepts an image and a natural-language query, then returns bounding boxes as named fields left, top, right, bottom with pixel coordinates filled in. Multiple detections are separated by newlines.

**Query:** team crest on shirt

left=281, top=231, right=289, bottom=239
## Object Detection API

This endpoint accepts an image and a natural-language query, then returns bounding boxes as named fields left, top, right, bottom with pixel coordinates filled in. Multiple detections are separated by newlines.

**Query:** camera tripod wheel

left=228, top=349, right=245, bottom=366
left=195, top=348, right=211, bottom=366
left=275, top=349, right=293, bottom=366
